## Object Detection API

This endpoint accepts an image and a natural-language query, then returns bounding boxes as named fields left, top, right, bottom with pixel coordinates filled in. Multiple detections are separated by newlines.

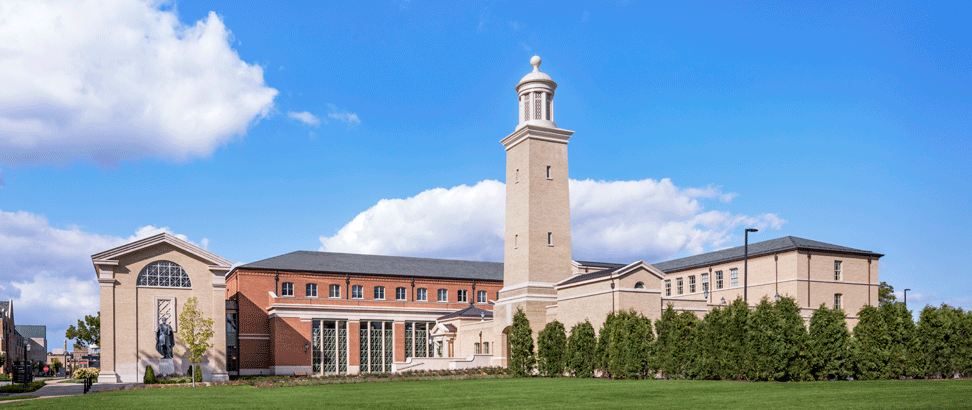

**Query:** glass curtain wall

left=311, top=320, right=348, bottom=375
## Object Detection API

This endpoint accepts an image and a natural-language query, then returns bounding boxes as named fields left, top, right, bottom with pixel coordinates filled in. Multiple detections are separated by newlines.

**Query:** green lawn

left=7, top=378, right=972, bottom=409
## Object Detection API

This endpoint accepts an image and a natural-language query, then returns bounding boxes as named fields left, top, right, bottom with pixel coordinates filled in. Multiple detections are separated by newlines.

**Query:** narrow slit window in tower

left=546, top=166, right=551, bottom=179
left=547, top=232, right=553, bottom=246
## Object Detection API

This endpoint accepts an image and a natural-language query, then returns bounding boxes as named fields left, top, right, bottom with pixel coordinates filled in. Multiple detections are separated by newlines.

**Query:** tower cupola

left=516, top=55, right=558, bottom=130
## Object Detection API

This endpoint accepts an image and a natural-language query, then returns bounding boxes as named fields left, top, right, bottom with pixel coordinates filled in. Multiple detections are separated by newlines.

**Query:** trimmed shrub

left=144, top=365, right=158, bottom=384
left=776, top=296, right=811, bottom=381
left=809, top=304, right=852, bottom=380
left=537, top=320, right=567, bottom=377
left=508, top=308, right=535, bottom=377
left=194, top=364, right=203, bottom=383
left=566, top=321, right=597, bottom=378
left=852, top=305, right=892, bottom=380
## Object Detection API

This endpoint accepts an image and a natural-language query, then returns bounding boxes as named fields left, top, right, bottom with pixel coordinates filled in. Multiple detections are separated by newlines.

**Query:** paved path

left=2, top=380, right=143, bottom=400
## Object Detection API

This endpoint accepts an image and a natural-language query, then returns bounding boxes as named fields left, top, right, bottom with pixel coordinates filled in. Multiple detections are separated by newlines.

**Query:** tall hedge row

left=508, top=297, right=972, bottom=381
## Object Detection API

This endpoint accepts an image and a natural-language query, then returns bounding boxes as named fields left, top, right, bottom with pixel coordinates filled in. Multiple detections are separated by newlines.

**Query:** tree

left=508, top=308, right=535, bottom=377
left=537, top=320, right=567, bottom=377
left=65, top=312, right=100, bottom=347
left=50, top=358, right=63, bottom=374
left=882, top=301, right=917, bottom=378
left=809, top=304, right=852, bottom=380
left=878, top=282, right=896, bottom=307
left=177, top=297, right=214, bottom=387
left=746, top=298, right=785, bottom=381
left=653, top=306, right=698, bottom=379
left=853, top=305, right=892, bottom=380
left=566, top=321, right=597, bottom=378
left=599, top=310, right=654, bottom=379
left=776, top=296, right=811, bottom=381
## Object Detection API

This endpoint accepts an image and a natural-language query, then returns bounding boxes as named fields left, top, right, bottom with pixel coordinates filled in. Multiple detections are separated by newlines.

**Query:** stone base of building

left=97, top=371, right=121, bottom=383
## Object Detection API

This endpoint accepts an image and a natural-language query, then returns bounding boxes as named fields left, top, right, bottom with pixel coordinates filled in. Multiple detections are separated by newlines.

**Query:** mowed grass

left=7, top=378, right=972, bottom=409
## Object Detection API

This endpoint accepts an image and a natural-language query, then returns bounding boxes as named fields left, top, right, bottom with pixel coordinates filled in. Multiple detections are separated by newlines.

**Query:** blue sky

left=0, top=1, right=969, bottom=352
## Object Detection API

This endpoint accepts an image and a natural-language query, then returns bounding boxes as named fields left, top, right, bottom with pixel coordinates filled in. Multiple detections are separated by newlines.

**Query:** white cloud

left=327, top=104, right=361, bottom=128
left=0, top=0, right=278, bottom=166
left=319, top=178, right=786, bottom=263
left=287, top=111, right=322, bottom=127
left=0, top=208, right=200, bottom=348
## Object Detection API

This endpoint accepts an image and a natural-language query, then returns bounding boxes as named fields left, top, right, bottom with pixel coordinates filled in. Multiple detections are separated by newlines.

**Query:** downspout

left=867, top=258, right=872, bottom=305
left=807, top=253, right=811, bottom=308
left=274, top=271, right=279, bottom=296
left=345, top=274, right=351, bottom=299
left=411, top=277, right=415, bottom=302
left=774, top=254, right=779, bottom=297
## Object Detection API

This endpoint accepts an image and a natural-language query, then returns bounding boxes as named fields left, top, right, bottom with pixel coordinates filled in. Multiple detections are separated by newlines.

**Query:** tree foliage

left=566, top=321, right=597, bottom=378
left=597, top=310, right=654, bottom=379
left=878, top=282, right=896, bottom=307
left=65, top=312, right=100, bottom=347
left=809, top=304, right=852, bottom=380
left=653, top=306, right=698, bottom=379
left=537, top=320, right=567, bottom=377
left=508, top=308, right=535, bottom=377
left=177, top=297, right=214, bottom=387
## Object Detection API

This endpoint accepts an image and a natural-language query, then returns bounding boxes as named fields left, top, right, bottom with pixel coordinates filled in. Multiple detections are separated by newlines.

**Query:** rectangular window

left=281, top=282, right=294, bottom=297
left=404, top=322, right=433, bottom=359
left=359, top=321, right=393, bottom=373
left=701, top=273, right=709, bottom=293
left=457, top=289, right=468, bottom=303
left=417, top=288, right=428, bottom=301
left=306, top=283, right=318, bottom=298
left=664, top=280, right=671, bottom=296
left=374, top=286, right=385, bottom=300
left=716, top=271, right=724, bottom=289
left=834, top=293, right=843, bottom=310
left=396, top=287, right=406, bottom=301
left=546, top=166, right=552, bottom=179
left=676, top=278, right=683, bottom=295
left=351, top=285, right=363, bottom=299
left=730, top=269, right=739, bottom=287
left=689, top=276, right=696, bottom=293
left=475, top=343, right=481, bottom=354
left=835, top=261, right=842, bottom=281
left=477, top=290, right=487, bottom=303
left=312, top=320, right=348, bottom=375
left=437, top=289, right=448, bottom=302
left=548, top=232, right=553, bottom=246
left=329, top=284, right=341, bottom=298
left=484, top=342, right=490, bottom=354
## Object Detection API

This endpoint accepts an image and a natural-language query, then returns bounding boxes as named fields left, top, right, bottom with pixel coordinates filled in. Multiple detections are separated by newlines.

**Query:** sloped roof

left=651, top=236, right=883, bottom=274
left=238, top=251, right=503, bottom=281
left=558, top=265, right=624, bottom=286
left=16, top=325, right=45, bottom=339
left=91, top=232, right=231, bottom=269
left=438, top=305, right=494, bottom=320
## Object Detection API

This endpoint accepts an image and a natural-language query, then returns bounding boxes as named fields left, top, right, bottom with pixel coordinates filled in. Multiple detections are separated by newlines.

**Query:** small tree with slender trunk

left=508, top=308, right=535, bottom=377
left=177, top=297, right=214, bottom=387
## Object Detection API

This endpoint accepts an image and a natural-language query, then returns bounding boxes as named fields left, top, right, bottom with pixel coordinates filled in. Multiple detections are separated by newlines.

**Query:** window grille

left=834, top=261, right=842, bottom=281
left=689, top=276, right=696, bottom=293
left=716, top=271, right=724, bottom=289
left=730, top=269, right=739, bottom=287
left=545, top=93, right=551, bottom=120
left=677, top=278, right=684, bottom=295
left=701, top=273, right=709, bottom=293
left=834, top=293, right=843, bottom=310
left=534, top=92, right=542, bottom=120
left=523, top=94, right=530, bottom=121
left=665, top=280, right=671, bottom=296
left=137, top=261, right=191, bottom=288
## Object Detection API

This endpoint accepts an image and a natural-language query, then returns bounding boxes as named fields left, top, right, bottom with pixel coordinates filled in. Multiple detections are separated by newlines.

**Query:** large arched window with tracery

left=137, top=260, right=192, bottom=288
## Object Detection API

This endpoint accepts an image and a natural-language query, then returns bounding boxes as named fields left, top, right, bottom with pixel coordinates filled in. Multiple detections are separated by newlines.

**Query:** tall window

left=701, top=273, right=709, bottom=293
left=716, top=271, right=724, bottom=289
left=546, top=166, right=552, bottom=179
left=834, top=261, right=843, bottom=281
left=665, top=280, right=671, bottom=296
left=477, top=290, right=487, bottom=303
left=834, top=293, right=843, bottom=310
left=281, top=282, right=294, bottom=297
left=676, top=278, right=683, bottom=295
left=457, top=289, right=468, bottom=303
left=689, top=276, right=696, bottom=293
left=484, top=342, right=490, bottom=354
left=437, top=289, right=448, bottom=302
left=475, top=343, right=482, bottom=354
left=137, top=260, right=191, bottom=288
left=312, top=320, right=348, bottom=375
left=306, top=283, right=318, bottom=298
left=548, top=232, right=553, bottom=246
left=359, top=321, right=393, bottom=373
left=374, top=286, right=385, bottom=300
left=351, top=285, right=363, bottom=299
left=329, top=284, right=341, bottom=298
left=396, top=287, right=406, bottom=300
left=417, top=288, right=428, bottom=301
left=404, top=322, right=433, bottom=359
left=730, top=269, right=739, bottom=287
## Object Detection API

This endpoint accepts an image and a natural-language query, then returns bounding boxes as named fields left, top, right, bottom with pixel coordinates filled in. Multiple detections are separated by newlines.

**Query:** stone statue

left=156, top=317, right=175, bottom=359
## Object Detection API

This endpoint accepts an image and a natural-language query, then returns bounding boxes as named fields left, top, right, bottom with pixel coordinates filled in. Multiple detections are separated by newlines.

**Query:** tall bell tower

left=494, top=56, right=574, bottom=361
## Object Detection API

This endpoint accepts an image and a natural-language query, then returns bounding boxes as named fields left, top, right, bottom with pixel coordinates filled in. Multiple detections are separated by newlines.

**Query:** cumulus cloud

left=326, top=104, right=361, bottom=128
left=287, top=111, right=322, bottom=127
left=0, top=0, right=277, bottom=165
left=319, top=178, right=785, bottom=263
left=0, top=208, right=199, bottom=348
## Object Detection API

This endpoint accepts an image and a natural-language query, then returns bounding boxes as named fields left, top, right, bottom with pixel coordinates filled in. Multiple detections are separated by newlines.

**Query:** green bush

left=566, top=321, right=597, bottom=378
left=0, top=380, right=45, bottom=393
left=537, top=320, right=567, bottom=377
left=809, top=304, right=852, bottom=380
left=73, top=367, right=100, bottom=380
left=194, top=364, right=203, bottom=383
left=144, top=365, right=158, bottom=384
left=508, top=308, right=535, bottom=377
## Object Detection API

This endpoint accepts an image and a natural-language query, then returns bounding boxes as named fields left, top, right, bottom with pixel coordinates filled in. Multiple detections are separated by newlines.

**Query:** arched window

left=137, top=261, right=191, bottom=288
left=634, top=282, right=645, bottom=289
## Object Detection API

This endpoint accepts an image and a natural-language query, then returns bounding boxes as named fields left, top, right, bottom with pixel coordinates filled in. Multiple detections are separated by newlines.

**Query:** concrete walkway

left=1, top=379, right=142, bottom=401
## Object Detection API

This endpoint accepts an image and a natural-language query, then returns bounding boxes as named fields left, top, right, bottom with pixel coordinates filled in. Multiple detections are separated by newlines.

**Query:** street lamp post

left=744, top=228, right=759, bottom=303
left=904, top=288, right=911, bottom=308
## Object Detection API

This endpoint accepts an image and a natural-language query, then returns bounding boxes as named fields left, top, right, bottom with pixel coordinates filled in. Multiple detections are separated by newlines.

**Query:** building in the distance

left=15, top=325, right=46, bottom=364
left=95, top=56, right=883, bottom=380
left=0, top=300, right=27, bottom=374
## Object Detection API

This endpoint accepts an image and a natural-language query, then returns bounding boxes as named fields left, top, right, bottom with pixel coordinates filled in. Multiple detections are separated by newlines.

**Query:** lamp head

left=746, top=228, right=759, bottom=233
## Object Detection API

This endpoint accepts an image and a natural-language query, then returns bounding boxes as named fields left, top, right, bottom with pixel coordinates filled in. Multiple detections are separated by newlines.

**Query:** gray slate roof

left=239, top=251, right=503, bottom=281
left=16, top=325, right=46, bottom=339
left=438, top=305, right=495, bottom=320
left=651, top=236, right=883, bottom=274
left=560, top=265, right=624, bottom=286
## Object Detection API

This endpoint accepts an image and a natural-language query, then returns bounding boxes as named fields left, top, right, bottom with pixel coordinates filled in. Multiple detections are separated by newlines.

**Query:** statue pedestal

left=158, top=359, right=175, bottom=376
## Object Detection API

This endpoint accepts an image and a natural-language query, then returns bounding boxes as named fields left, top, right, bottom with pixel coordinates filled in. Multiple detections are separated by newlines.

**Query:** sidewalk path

left=3, top=380, right=143, bottom=399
